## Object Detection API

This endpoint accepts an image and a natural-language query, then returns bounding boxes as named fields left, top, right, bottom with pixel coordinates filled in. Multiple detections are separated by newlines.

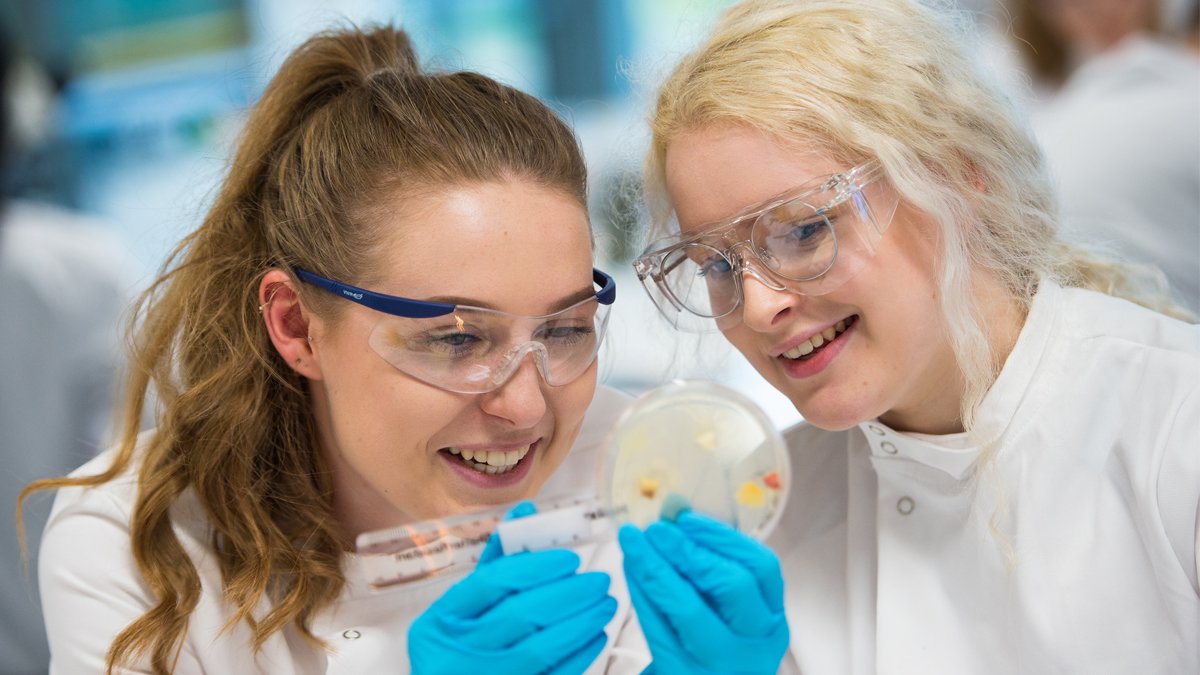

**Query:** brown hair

left=19, top=24, right=586, bottom=673
left=1011, top=0, right=1162, bottom=87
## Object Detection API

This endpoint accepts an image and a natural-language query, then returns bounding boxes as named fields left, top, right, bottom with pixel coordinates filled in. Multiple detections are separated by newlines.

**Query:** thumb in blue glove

left=477, top=500, right=538, bottom=564
left=409, top=501, right=618, bottom=675
left=618, top=510, right=789, bottom=675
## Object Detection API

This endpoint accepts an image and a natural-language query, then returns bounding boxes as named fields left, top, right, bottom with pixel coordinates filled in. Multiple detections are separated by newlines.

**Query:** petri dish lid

left=601, top=379, right=791, bottom=540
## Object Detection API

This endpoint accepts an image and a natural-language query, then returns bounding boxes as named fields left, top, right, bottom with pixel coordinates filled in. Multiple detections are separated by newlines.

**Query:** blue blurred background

left=1, top=0, right=802, bottom=424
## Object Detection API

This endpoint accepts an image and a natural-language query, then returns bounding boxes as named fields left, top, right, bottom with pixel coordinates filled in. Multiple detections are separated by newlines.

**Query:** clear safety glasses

left=294, top=268, right=616, bottom=394
left=633, top=160, right=897, bottom=332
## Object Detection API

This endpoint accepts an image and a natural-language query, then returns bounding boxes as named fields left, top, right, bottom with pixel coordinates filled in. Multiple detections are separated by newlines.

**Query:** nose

left=737, top=262, right=802, bottom=332
left=478, top=354, right=548, bottom=427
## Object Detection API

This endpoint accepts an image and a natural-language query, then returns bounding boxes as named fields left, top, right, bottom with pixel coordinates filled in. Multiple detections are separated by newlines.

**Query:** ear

left=259, top=269, right=323, bottom=380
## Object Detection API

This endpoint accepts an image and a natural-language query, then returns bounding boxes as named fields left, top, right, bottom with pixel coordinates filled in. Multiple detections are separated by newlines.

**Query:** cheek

left=322, top=348, right=392, bottom=420
left=542, top=366, right=598, bottom=459
left=319, top=340, right=456, bottom=450
left=720, top=325, right=759, bottom=360
left=557, top=366, right=598, bottom=429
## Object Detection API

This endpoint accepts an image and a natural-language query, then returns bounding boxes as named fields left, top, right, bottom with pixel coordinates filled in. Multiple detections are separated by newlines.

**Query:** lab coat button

left=342, top=629, right=362, bottom=640
left=896, top=497, right=915, bottom=515
left=867, top=424, right=885, bottom=436
left=881, top=441, right=898, bottom=454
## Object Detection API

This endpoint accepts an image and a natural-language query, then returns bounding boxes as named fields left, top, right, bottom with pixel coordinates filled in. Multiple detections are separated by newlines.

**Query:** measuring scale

left=356, top=379, right=791, bottom=590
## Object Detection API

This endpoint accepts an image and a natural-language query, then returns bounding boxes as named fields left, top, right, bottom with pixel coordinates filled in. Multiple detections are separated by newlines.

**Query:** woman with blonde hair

left=22, top=24, right=648, bottom=674
left=626, top=0, right=1199, bottom=671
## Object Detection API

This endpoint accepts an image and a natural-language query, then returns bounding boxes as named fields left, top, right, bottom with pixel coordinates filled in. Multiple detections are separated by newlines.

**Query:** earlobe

left=259, top=269, right=323, bottom=380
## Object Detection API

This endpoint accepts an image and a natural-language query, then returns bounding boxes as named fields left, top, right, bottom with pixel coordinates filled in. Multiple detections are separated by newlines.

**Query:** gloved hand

left=618, top=510, right=789, bottom=674
left=409, top=501, right=618, bottom=675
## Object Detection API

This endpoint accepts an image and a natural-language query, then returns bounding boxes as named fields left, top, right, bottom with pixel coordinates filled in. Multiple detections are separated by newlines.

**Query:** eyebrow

left=685, top=169, right=847, bottom=236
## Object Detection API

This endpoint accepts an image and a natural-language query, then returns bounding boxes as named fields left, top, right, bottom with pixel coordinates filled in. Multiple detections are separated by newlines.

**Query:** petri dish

left=601, top=379, right=791, bottom=539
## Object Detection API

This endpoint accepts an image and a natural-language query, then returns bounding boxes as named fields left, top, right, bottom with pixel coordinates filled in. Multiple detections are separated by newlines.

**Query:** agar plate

left=602, top=379, right=790, bottom=539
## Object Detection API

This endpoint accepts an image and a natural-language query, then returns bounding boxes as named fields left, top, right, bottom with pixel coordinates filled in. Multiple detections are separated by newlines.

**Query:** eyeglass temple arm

left=293, top=268, right=457, bottom=318
left=296, top=267, right=615, bottom=316
left=593, top=268, right=617, bottom=305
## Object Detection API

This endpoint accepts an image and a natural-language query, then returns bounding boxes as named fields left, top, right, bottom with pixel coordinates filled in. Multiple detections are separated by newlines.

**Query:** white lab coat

left=768, top=280, right=1200, bottom=674
left=1, top=201, right=134, bottom=675
left=39, top=386, right=651, bottom=674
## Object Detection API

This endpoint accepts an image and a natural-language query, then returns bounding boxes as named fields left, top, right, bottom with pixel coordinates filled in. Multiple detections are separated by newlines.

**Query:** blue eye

left=697, top=255, right=733, bottom=278
left=789, top=219, right=828, bottom=243
left=417, top=330, right=490, bottom=358
left=436, top=333, right=478, bottom=347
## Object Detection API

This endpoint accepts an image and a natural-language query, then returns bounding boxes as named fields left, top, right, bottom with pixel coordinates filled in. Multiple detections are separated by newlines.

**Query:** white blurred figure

left=1, top=35, right=134, bottom=675
left=1010, top=0, right=1200, bottom=314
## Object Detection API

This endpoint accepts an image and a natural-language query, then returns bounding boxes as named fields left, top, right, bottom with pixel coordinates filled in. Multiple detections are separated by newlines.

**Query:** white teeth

left=447, top=444, right=532, bottom=474
left=781, top=320, right=851, bottom=359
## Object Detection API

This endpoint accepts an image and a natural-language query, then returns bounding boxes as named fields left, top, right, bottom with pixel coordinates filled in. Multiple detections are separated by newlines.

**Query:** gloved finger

left=624, top=523, right=791, bottom=673
left=618, top=525, right=729, bottom=645
left=624, top=567, right=695, bottom=674
left=644, top=520, right=777, bottom=635
left=408, top=618, right=529, bottom=675
left=675, top=510, right=785, bottom=613
left=479, top=501, right=538, bottom=565
left=543, top=632, right=609, bottom=675
left=434, top=548, right=580, bottom=618
left=515, top=594, right=618, bottom=672
left=452, top=572, right=612, bottom=650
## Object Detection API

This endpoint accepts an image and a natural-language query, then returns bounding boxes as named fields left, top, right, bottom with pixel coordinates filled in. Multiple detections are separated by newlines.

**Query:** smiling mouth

left=781, top=316, right=857, bottom=361
left=443, top=444, right=533, bottom=475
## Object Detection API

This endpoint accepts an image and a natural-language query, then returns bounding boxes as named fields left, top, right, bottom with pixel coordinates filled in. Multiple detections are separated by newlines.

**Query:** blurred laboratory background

left=0, top=0, right=810, bottom=430
left=1, top=0, right=1197, bottom=673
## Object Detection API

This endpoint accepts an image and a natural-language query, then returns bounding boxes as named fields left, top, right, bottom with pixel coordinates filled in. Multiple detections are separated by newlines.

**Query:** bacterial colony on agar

left=602, top=379, right=790, bottom=539
left=356, top=379, right=792, bottom=590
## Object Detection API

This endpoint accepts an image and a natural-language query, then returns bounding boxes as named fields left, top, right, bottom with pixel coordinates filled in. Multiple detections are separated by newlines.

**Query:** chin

left=799, top=412, right=863, bottom=432
left=787, top=394, right=873, bottom=432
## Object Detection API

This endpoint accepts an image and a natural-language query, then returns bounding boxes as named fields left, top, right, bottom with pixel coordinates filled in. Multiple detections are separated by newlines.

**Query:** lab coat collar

left=857, top=279, right=1062, bottom=480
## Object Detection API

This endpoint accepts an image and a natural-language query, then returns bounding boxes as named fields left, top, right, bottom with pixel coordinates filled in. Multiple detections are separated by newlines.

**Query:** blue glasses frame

left=293, top=267, right=617, bottom=317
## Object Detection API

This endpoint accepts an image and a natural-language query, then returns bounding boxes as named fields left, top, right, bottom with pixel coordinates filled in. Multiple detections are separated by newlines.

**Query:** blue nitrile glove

left=618, top=510, right=789, bottom=674
left=409, top=501, right=618, bottom=674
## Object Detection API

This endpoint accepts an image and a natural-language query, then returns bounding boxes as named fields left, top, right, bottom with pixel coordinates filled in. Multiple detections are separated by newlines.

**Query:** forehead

left=367, top=179, right=594, bottom=313
left=664, top=125, right=844, bottom=234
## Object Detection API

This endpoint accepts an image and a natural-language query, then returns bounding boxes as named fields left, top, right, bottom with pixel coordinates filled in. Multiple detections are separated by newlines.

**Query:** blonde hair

left=19, top=24, right=586, bottom=674
left=645, top=0, right=1185, bottom=431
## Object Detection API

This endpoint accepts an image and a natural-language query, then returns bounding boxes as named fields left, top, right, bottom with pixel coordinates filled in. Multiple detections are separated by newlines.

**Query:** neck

left=879, top=273, right=1027, bottom=436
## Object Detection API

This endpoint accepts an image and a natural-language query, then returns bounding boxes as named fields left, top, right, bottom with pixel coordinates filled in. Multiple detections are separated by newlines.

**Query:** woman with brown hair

left=22, top=24, right=638, bottom=674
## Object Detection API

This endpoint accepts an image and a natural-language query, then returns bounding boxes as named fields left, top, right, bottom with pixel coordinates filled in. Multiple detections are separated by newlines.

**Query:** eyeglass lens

left=659, top=192, right=864, bottom=318
left=367, top=297, right=608, bottom=393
